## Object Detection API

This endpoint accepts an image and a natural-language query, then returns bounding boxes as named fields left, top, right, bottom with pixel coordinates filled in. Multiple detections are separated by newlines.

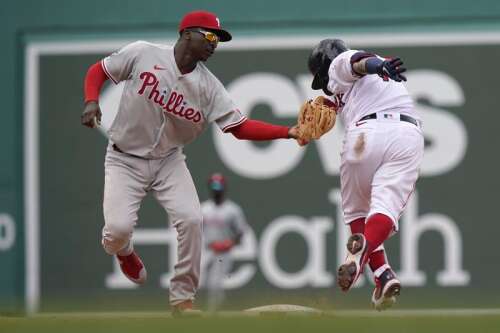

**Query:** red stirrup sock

left=349, top=217, right=365, bottom=235
left=369, top=249, right=389, bottom=276
left=364, top=213, right=394, bottom=255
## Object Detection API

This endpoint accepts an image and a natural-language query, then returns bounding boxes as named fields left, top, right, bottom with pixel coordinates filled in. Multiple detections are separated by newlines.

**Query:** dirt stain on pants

left=354, top=132, right=366, bottom=158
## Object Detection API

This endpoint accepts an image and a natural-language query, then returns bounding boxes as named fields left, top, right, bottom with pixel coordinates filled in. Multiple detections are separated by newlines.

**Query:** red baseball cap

left=208, top=173, right=226, bottom=191
left=179, top=10, right=232, bottom=42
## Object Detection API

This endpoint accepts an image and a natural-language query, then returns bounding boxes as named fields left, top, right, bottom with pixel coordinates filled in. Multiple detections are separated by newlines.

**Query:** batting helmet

left=309, top=39, right=349, bottom=91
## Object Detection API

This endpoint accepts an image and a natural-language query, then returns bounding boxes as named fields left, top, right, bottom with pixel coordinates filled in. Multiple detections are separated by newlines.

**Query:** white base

left=244, top=304, right=322, bottom=315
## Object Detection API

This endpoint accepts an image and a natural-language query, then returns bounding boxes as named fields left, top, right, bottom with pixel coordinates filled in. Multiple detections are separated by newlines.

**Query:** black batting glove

left=376, top=58, right=407, bottom=82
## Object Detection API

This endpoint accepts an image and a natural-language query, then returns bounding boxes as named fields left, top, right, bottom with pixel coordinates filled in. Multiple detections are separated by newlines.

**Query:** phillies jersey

left=326, top=49, right=417, bottom=130
left=201, top=199, right=248, bottom=245
left=102, top=41, right=246, bottom=158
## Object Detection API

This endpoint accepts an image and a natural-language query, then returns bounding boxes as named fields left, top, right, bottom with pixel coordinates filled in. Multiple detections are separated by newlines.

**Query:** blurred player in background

left=201, top=173, right=249, bottom=312
left=307, top=39, right=424, bottom=310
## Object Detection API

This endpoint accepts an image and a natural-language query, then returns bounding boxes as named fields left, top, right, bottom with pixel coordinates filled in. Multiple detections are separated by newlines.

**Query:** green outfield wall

left=2, top=0, right=500, bottom=314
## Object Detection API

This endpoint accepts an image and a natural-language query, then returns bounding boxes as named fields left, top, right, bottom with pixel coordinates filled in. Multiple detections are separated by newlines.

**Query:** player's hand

left=288, top=125, right=309, bottom=146
left=377, top=58, right=407, bottom=82
left=81, top=101, right=102, bottom=128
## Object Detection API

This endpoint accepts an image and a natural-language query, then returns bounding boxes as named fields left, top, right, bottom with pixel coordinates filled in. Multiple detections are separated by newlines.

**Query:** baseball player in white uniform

left=200, top=173, right=249, bottom=312
left=81, top=10, right=300, bottom=315
left=308, top=39, right=424, bottom=310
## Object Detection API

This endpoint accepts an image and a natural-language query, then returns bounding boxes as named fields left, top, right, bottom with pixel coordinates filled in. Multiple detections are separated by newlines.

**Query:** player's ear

left=180, top=30, right=191, bottom=40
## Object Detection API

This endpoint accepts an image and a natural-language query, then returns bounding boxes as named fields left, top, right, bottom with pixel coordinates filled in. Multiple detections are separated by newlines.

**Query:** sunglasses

left=191, top=29, right=219, bottom=45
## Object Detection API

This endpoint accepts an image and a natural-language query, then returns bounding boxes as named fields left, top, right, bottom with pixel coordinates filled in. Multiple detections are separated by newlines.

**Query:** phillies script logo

left=137, top=72, right=202, bottom=123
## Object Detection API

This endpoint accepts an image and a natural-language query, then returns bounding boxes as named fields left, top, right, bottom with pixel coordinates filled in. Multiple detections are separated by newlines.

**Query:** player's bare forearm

left=352, top=58, right=370, bottom=75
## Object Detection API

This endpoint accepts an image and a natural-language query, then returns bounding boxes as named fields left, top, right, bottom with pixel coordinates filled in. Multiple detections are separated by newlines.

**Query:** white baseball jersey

left=330, top=50, right=425, bottom=228
left=102, top=41, right=246, bottom=158
left=201, top=199, right=248, bottom=245
left=327, top=49, right=417, bottom=130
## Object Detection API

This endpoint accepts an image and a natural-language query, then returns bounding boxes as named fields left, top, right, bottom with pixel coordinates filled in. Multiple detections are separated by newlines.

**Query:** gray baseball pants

left=101, top=144, right=202, bottom=305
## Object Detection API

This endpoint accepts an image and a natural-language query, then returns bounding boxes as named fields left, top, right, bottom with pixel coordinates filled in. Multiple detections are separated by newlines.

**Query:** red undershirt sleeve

left=84, top=61, right=109, bottom=103
left=227, top=119, right=290, bottom=141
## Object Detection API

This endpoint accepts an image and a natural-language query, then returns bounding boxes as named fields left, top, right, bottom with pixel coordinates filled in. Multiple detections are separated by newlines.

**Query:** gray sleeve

left=216, top=109, right=247, bottom=132
left=202, top=75, right=246, bottom=128
left=102, top=41, right=147, bottom=84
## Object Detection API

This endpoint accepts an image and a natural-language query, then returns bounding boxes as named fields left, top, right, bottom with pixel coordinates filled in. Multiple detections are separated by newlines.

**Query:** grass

left=1, top=309, right=500, bottom=333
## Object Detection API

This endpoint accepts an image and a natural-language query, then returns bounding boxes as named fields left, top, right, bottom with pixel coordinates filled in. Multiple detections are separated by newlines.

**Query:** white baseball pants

left=340, top=114, right=424, bottom=230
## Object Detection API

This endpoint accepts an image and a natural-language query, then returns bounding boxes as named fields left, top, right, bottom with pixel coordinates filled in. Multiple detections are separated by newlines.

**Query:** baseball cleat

left=171, top=300, right=202, bottom=318
left=371, top=268, right=401, bottom=311
left=116, top=251, right=147, bottom=285
left=337, top=233, right=368, bottom=292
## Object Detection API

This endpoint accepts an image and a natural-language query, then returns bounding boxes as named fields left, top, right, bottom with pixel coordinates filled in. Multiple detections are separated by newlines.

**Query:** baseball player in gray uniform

left=307, top=39, right=424, bottom=311
left=200, top=173, right=249, bottom=312
left=81, top=10, right=300, bottom=315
